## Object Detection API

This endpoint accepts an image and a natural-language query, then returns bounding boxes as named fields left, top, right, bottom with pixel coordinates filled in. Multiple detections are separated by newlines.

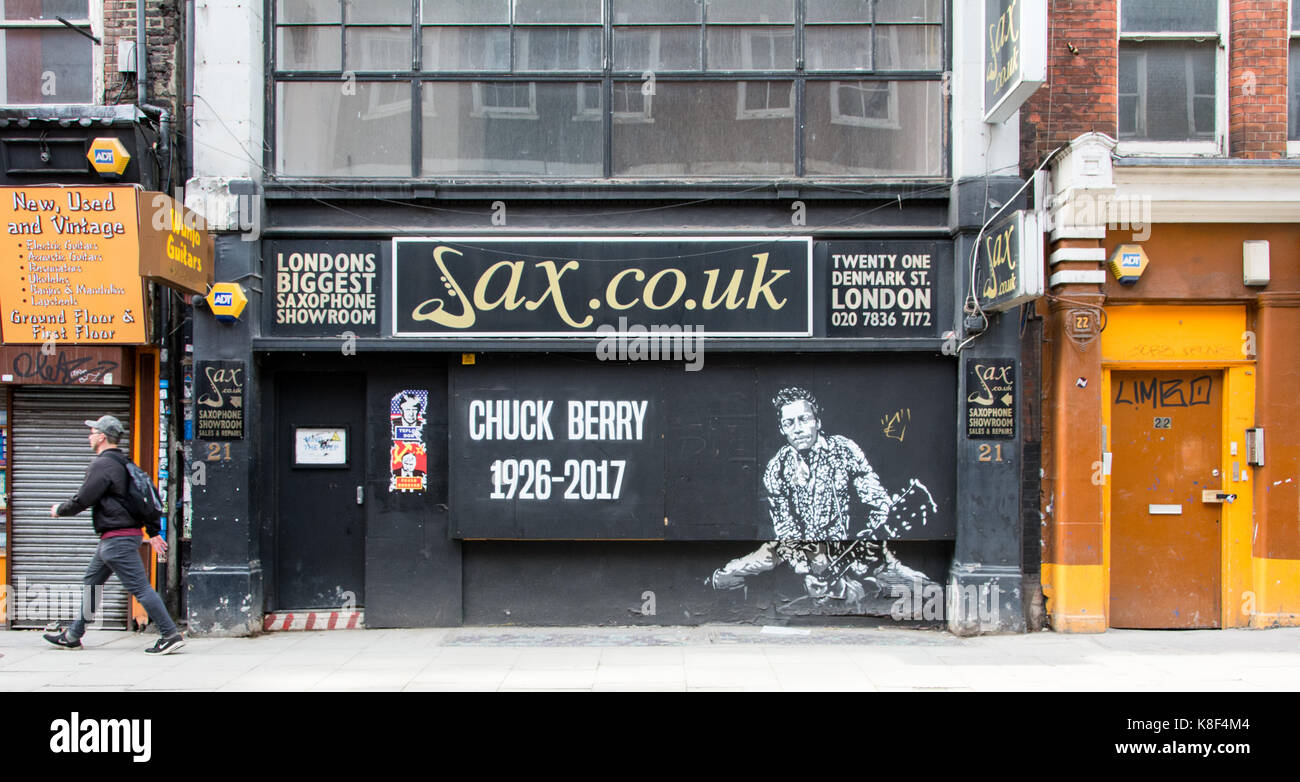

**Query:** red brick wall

left=1229, top=0, right=1290, bottom=158
left=1022, top=0, right=1295, bottom=172
left=102, top=0, right=183, bottom=113
left=1020, top=0, right=1119, bottom=175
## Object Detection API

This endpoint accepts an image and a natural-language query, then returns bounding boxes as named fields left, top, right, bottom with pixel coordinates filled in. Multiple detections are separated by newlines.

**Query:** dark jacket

left=56, top=448, right=154, bottom=536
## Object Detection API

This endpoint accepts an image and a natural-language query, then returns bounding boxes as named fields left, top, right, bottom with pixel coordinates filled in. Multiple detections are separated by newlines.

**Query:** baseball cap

left=84, top=415, right=125, bottom=440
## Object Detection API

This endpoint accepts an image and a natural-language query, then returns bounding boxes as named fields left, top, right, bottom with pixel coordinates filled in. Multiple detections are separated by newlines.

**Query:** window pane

left=514, top=0, right=601, bottom=24
left=1295, top=8, right=1300, bottom=32
left=1291, top=40, right=1300, bottom=140
left=875, top=0, right=942, bottom=23
left=874, top=25, right=942, bottom=70
left=346, top=27, right=411, bottom=69
left=1121, top=0, right=1217, bottom=33
left=2, top=0, right=88, bottom=20
left=612, top=81, right=795, bottom=176
left=0, top=29, right=92, bottom=102
left=279, top=0, right=341, bottom=24
left=805, top=26, right=871, bottom=71
left=421, top=81, right=603, bottom=176
left=422, top=27, right=510, bottom=70
left=707, top=0, right=793, bottom=24
left=806, top=0, right=871, bottom=24
left=277, top=26, right=342, bottom=70
left=614, top=27, right=700, bottom=71
left=516, top=27, right=602, bottom=70
left=346, top=0, right=410, bottom=24
left=612, top=0, right=700, bottom=24
left=707, top=27, right=794, bottom=69
left=805, top=80, right=943, bottom=176
left=277, top=82, right=412, bottom=176
left=422, top=0, right=509, bottom=24
left=1117, top=41, right=1216, bottom=141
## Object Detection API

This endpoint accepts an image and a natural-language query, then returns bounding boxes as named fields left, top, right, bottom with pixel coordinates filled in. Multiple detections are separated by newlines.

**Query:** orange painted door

left=1110, top=370, right=1222, bottom=629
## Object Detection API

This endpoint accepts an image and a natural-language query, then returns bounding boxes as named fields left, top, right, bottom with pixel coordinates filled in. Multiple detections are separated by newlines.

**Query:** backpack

left=104, top=450, right=164, bottom=525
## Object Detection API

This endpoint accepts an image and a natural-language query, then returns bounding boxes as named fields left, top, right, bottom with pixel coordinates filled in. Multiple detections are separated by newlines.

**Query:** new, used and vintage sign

left=450, top=356, right=956, bottom=541
left=821, top=240, right=949, bottom=338
left=0, top=186, right=213, bottom=344
left=966, top=357, right=1016, bottom=439
left=268, top=240, right=381, bottom=336
left=0, top=186, right=148, bottom=344
left=984, top=0, right=1047, bottom=124
left=195, top=360, right=245, bottom=440
left=393, top=237, right=812, bottom=337
left=975, top=210, right=1043, bottom=313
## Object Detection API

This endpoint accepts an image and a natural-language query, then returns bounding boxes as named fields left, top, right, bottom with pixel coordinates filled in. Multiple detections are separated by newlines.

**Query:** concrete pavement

left=2, top=624, right=1299, bottom=691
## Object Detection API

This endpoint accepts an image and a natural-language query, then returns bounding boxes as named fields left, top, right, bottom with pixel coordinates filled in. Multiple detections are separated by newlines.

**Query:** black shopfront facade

left=186, top=180, right=1034, bottom=635
left=188, top=0, right=1034, bottom=634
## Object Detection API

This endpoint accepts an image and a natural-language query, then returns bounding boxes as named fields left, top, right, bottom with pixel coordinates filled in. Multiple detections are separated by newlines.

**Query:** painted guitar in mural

left=820, top=479, right=939, bottom=584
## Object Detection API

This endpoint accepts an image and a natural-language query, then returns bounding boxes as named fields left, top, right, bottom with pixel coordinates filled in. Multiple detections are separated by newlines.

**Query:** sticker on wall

left=390, top=441, right=428, bottom=493
left=389, top=390, right=428, bottom=493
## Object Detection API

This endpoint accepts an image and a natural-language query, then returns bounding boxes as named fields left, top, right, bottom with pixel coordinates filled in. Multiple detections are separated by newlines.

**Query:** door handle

left=356, top=485, right=364, bottom=505
left=1201, top=490, right=1235, bottom=504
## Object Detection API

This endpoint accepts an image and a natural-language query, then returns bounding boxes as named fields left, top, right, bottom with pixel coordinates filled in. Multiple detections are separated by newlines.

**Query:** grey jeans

left=67, top=536, right=178, bottom=641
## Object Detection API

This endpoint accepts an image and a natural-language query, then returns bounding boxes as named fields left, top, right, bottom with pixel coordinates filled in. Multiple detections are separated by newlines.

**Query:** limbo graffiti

left=707, top=386, right=942, bottom=615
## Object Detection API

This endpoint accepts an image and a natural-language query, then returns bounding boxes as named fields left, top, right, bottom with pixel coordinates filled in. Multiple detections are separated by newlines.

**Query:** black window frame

left=265, top=0, right=951, bottom=183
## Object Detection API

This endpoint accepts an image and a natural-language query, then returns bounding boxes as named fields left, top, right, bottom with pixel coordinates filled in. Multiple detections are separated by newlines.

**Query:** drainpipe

left=136, top=0, right=172, bottom=191
left=184, top=0, right=194, bottom=183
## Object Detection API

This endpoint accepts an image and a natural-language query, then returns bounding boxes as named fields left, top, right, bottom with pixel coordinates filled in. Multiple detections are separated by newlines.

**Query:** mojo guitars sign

left=984, top=0, right=1047, bottom=124
left=393, top=237, right=811, bottom=337
left=975, top=210, right=1043, bottom=313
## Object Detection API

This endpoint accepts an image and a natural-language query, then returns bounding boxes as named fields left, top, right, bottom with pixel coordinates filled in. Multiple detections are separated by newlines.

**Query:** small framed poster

left=293, top=426, right=349, bottom=468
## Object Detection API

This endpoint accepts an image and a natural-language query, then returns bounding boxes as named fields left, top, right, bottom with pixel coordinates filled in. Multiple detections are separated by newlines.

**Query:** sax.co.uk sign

left=391, top=237, right=812, bottom=337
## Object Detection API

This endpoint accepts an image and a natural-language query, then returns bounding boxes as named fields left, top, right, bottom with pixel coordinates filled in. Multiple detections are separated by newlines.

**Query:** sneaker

left=144, top=634, right=185, bottom=655
left=43, top=631, right=82, bottom=650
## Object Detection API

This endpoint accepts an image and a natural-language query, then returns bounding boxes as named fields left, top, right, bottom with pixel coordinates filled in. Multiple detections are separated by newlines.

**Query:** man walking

left=43, top=415, right=185, bottom=654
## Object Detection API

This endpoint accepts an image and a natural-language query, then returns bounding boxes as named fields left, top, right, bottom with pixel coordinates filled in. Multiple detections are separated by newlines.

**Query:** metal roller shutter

left=10, top=388, right=133, bottom=630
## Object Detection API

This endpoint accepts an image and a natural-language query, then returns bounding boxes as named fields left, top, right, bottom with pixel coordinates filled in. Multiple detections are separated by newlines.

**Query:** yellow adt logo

left=86, top=137, right=131, bottom=176
left=1108, top=243, right=1149, bottom=286
left=206, top=282, right=248, bottom=322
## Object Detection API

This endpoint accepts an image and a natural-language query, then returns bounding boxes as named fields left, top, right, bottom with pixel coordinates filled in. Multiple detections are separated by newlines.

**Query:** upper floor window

left=0, top=0, right=94, bottom=104
left=1289, top=1, right=1299, bottom=149
left=271, top=0, right=947, bottom=180
left=1118, top=0, right=1222, bottom=152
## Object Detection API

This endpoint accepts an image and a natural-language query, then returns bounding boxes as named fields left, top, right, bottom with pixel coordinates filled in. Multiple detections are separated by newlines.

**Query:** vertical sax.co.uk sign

left=975, top=210, right=1043, bottom=313
left=984, top=0, right=1047, bottom=123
